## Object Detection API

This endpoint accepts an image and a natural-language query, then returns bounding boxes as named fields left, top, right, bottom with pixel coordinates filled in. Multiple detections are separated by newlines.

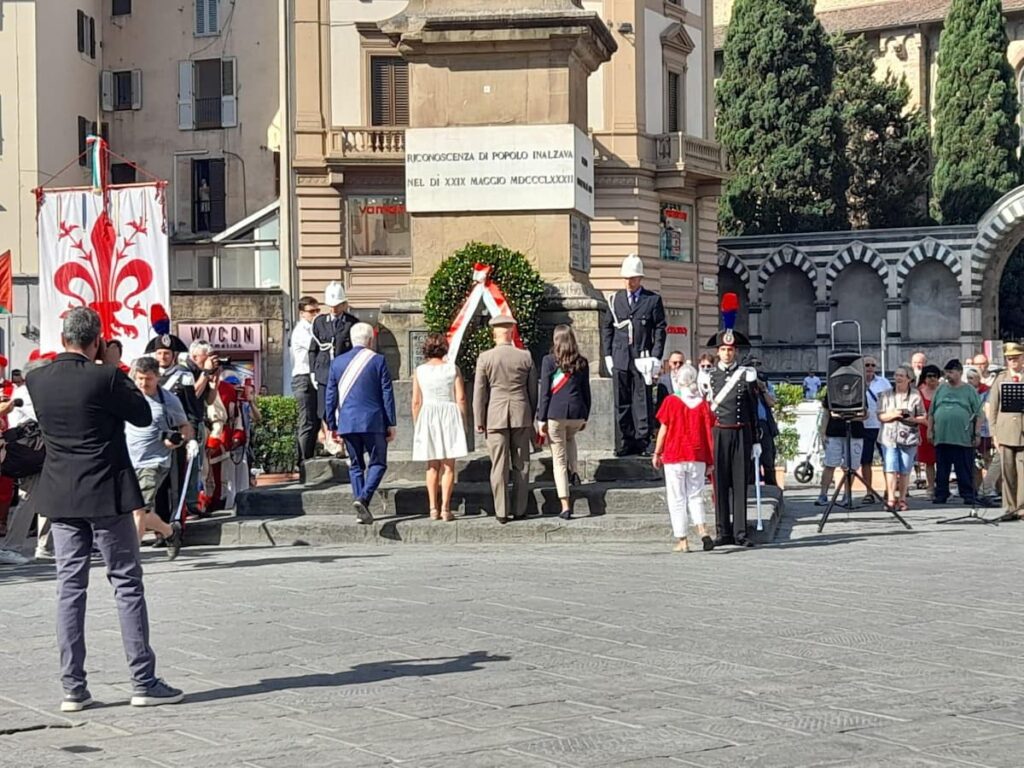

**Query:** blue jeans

left=51, top=514, right=158, bottom=694
left=882, top=444, right=917, bottom=474
left=342, top=432, right=388, bottom=505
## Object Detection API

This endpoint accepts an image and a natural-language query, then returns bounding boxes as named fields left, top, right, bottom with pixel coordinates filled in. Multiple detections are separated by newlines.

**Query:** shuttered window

left=76, top=10, right=86, bottom=52
left=195, top=0, right=218, bottom=36
left=667, top=71, right=681, bottom=133
left=370, top=57, right=409, bottom=127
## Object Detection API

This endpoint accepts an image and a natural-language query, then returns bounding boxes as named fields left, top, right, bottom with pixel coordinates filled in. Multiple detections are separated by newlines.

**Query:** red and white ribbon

left=446, top=262, right=524, bottom=363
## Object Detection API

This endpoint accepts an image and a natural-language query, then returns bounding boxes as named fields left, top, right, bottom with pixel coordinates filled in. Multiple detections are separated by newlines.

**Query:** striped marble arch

left=756, top=244, right=817, bottom=300
left=895, top=237, right=961, bottom=294
left=824, top=241, right=888, bottom=298
left=717, top=248, right=750, bottom=295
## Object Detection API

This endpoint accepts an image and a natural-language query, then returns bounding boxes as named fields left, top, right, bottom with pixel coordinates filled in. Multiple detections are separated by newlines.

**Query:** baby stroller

left=793, top=431, right=822, bottom=485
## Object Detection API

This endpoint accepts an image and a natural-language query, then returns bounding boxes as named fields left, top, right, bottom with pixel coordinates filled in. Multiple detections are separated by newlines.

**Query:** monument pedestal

left=379, top=279, right=614, bottom=452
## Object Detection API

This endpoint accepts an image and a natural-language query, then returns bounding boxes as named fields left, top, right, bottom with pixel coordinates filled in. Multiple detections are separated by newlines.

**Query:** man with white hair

left=311, top=281, right=360, bottom=428
left=600, top=254, right=667, bottom=457
left=325, top=322, right=395, bottom=524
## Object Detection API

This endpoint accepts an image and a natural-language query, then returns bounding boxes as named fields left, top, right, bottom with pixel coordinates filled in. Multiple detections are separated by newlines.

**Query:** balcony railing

left=655, top=133, right=727, bottom=177
left=328, top=127, right=406, bottom=162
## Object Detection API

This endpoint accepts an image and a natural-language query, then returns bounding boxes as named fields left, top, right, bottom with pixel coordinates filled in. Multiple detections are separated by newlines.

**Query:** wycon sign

left=405, top=124, right=595, bottom=218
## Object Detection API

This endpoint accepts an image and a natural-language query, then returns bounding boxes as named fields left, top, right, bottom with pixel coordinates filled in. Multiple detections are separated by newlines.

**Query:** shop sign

left=179, top=323, right=263, bottom=352
left=405, top=124, right=595, bottom=218
left=664, top=308, right=693, bottom=360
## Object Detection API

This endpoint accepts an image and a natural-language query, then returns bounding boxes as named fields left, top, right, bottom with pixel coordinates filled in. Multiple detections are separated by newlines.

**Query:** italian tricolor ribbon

left=86, top=135, right=109, bottom=192
left=550, top=368, right=569, bottom=395
left=446, top=262, right=524, bottom=363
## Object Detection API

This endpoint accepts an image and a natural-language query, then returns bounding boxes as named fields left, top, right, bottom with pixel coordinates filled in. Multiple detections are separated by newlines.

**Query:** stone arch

left=903, top=260, right=961, bottom=343
left=717, top=248, right=750, bottom=295
left=757, top=245, right=817, bottom=301
left=762, top=264, right=816, bottom=344
left=825, top=241, right=888, bottom=299
left=973, top=185, right=1024, bottom=337
left=896, top=237, right=962, bottom=294
left=832, top=263, right=887, bottom=347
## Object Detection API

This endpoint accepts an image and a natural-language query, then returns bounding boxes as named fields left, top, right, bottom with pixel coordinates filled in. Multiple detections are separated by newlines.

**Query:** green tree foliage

left=717, top=0, right=847, bottom=235
left=423, top=243, right=545, bottom=373
left=932, top=0, right=1022, bottom=224
left=831, top=34, right=932, bottom=229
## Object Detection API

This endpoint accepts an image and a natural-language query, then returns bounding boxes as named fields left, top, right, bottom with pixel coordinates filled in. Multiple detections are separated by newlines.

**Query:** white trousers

left=664, top=461, right=706, bottom=538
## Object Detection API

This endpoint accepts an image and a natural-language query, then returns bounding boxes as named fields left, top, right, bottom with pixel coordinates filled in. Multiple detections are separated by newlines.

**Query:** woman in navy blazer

left=537, top=325, right=592, bottom=519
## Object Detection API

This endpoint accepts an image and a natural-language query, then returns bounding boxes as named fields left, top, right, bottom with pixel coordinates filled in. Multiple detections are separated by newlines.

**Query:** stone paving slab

left=3, top=489, right=1024, bottom=765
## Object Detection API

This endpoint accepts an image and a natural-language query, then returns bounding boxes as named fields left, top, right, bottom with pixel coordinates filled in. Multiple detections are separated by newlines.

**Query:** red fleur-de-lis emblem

left=53, top=210, right=154, bottom=339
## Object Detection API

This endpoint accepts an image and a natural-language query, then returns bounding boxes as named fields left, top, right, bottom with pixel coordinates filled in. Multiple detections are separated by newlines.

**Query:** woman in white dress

left=412, top=333, right=468, bottom=520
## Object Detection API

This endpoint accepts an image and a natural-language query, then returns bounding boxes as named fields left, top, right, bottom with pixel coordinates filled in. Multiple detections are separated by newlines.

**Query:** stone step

left=186, top=503, right=782, bottom=548
left=238, top=479, right=785, bottom=521
left=300, top=452, right=664, bottom=486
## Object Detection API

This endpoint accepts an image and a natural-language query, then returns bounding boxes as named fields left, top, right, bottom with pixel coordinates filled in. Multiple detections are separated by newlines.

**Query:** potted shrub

left=772, top=382, right=805, bottom=487
left=251, top=395, right=300, bottom=485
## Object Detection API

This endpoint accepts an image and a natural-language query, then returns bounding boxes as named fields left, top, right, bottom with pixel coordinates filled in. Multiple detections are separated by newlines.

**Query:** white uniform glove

left=186, top=439, right=200, bottom=460
left=604, top=355, right=614, bottom=374
left=650, top=358, right=662, bottom=378
left=751, top=442, right=762, bottom=460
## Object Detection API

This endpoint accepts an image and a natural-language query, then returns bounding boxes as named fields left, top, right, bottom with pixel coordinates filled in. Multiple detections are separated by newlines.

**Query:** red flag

left=0, top=251, right=11, bottom=314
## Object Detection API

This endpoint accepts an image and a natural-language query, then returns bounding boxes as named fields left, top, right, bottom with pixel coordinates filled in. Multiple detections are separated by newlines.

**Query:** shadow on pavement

left=181, top=650, right=511, bottom=704
left=168, top=553, right=389, bottom=570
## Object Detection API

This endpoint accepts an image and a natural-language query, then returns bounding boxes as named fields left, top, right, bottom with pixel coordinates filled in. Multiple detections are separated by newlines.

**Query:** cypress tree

left=716, top=0, right=846, bottom=236
left=831, top=34, right=931, bottom=229
left=932, top=0, right=1021, bottom=224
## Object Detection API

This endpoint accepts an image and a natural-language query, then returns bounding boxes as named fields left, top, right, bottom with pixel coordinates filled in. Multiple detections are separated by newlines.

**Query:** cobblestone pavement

left=4, top=491, right=1024, bottom=767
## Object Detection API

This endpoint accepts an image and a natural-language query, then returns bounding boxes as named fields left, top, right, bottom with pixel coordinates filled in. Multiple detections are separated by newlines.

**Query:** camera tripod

left=817, top=419, right=912, bottom=533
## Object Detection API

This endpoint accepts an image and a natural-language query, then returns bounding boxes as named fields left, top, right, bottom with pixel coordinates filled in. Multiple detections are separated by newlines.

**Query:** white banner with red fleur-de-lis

left=38, top=184, right=170, bottom=363
left=446, top=262, right=524, bottom=364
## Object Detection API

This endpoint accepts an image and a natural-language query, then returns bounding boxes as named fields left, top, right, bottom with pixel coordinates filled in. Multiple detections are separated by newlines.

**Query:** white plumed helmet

left=620, top=253, right=645, bottom=278
left=324, top=281, right=347, bottom=306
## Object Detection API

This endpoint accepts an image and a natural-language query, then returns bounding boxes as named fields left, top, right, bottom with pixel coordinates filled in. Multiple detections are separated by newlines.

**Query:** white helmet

left=620, top=253, right=645, bottom=278
left=324, top=281, right=347, bottom=307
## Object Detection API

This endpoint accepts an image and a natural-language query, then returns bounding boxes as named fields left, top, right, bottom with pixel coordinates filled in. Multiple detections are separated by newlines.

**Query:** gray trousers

left=486, top=427, right=532, bottom=520
left=52, top=514, right=157, bottom=694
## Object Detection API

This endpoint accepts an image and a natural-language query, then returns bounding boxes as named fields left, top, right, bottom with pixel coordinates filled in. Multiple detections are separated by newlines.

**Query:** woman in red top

left=652, top=363, right=715, bottom=552
left=917, top=365, right=941, bottom=499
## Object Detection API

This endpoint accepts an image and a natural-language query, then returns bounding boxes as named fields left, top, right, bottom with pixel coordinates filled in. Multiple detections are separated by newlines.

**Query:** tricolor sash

left=335, top=347, right=376, bottom=415
left=550, top=368, right=569, bottom=395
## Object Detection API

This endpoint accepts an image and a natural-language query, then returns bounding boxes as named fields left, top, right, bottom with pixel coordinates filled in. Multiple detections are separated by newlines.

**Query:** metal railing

left=194, top=97, right=222, bottom=130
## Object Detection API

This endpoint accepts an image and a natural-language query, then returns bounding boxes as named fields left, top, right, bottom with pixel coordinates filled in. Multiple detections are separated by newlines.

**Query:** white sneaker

left=0, top=548, right=30, bottom=565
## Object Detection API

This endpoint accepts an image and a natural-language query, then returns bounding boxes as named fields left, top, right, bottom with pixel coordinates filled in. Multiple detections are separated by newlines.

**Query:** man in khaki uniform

left=988, top=341, right=1024, bottom=521
left=474, top=314, right=538, bottom=523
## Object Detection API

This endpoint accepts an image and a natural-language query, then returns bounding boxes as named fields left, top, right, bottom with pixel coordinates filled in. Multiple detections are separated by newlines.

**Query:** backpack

left=1, top=420, right=46, bottom=479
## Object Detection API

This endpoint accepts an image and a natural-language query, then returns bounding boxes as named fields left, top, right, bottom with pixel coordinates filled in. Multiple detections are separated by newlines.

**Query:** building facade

left=715, top=0, right=1024, bottom=126
left=286, top=0, right=725, bottom=362
left=0, top=0, right=288, bottom=388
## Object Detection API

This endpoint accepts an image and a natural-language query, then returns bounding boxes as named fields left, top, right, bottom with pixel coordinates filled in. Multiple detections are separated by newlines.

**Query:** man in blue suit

left=325, top=322, right=396, bottom=524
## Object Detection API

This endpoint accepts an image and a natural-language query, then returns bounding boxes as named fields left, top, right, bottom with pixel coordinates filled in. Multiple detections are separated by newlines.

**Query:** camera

left=161, top=430, right=185, bottom=447
left=900, top=409, right=911, bottom=419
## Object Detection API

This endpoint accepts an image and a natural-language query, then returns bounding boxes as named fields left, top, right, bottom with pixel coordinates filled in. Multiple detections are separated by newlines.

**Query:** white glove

left=751, top=442, right=762, bottom=460
left=186, top=439, right=200, bottom=460
left=651, top=358, right=662, bottom=378
left=744, top=367, right=757, bottom=383
left=311, top=377, right=318, bottom=391
left=604, top=355, right=614, bottom=374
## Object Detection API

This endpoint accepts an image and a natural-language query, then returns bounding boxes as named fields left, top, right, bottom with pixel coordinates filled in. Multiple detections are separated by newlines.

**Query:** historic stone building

left=713, top=0, right=1024, bottom=374
left=284, top=0, right=726, bottom=364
